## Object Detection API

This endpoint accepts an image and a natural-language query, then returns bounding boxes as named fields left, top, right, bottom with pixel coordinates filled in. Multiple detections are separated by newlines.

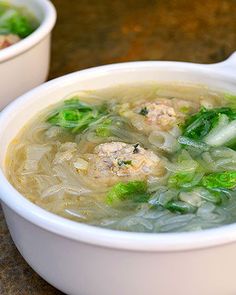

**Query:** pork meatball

left=85, top=142, right=164, bottom=184
left=136, top=98, right=198, bottom=131
left=118, top=97, right=199, bottom=133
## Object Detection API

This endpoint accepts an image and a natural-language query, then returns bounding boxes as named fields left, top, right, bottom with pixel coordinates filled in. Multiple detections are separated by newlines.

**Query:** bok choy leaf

left=106, top=180, right=149, bottom=205
left=47, top=98, right=108, bottom=133
left=181, top=107, right=236, bottom=148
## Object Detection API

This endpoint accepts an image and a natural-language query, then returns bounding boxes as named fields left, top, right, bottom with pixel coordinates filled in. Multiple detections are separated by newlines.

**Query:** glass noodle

left=6, top=83, right=236, bottom=233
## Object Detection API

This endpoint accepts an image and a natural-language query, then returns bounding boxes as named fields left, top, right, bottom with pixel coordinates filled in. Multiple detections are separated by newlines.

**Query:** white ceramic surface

left=0, top=0, right=56, bottom=110
left=1, top=53, right=236, bottom=295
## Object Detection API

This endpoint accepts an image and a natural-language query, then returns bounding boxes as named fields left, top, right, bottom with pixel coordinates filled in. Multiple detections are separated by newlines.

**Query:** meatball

left=136, top=98, right=198, bottom=131
left=135, top=98, right=197, bottom=130
left=138, top=102, right=177, bottom=130
left=117, top=97, right=199, bottom=134
left=0, top=34, right=20, bottom=50
left=86, top=142, right=163, bottom=184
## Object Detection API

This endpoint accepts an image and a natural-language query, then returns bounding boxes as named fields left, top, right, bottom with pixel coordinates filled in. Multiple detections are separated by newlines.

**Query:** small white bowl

left=0, top=53, right=236, bottom=295
left=0, top=0, right=56, bottom=110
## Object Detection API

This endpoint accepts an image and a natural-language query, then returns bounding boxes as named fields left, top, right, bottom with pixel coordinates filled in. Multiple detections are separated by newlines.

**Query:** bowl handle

left=206, top=51, right=236, bottom=74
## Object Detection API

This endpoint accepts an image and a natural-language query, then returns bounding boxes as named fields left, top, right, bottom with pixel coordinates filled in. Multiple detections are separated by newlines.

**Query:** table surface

left=1, top=0, right=236, bottom=294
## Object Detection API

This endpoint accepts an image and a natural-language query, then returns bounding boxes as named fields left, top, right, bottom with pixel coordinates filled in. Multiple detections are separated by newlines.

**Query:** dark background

left=1, top=0, right=236, bottom=294
left=49, top=0, right=236, bottom=79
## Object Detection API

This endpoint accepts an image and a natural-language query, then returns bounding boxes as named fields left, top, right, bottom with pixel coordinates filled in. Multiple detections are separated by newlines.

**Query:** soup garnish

left=6, top=84, right=236, bottom=233
left=0, top=2, right=38, bottom=50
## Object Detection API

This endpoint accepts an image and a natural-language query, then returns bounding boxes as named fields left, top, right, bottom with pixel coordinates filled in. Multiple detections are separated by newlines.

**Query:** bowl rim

left=1, top=60, right=236, bottom=252
left=0, top=0, right=56, bottom=63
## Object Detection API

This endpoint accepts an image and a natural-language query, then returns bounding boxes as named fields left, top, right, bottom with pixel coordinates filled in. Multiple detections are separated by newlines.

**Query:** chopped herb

left=133, top=143, right=140, bottom=154
left=139, top=106, right=149, bottom=116
left=117, top=159, right=132, bottom=166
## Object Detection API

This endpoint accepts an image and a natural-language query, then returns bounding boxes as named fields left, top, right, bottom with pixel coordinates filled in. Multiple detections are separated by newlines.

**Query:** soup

left=0, top=2, right=38, bottom=50
left=6, top=83, right=236, bottom=233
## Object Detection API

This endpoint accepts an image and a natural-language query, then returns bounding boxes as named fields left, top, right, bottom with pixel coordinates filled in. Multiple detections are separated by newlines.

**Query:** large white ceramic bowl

left=1, top=53, right=236, bottom=295
left=0, top=0, right=56, bottom=110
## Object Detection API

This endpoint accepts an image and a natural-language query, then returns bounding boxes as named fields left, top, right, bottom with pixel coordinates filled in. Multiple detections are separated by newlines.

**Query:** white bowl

left=0, top=0, right=56, bottom=110
left=1, top=53, right=236, bottom=295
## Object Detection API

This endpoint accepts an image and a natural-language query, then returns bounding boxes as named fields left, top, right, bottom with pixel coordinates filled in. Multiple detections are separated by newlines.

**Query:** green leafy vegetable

left=204, top=119, right=236, bottom=147
left=0, top=8, right=36, bottom=38
left=182, top=107, right=236, bottom=140
left=47, top=98, right=108, bottom=133
left=165, top=200, right=195, bottom=214
left=95, top=118, right=112, bottom=137
left=168, top=172, right=194, bottom=188
left=168, top=171, right=203, bottom=188
left=178, top=136, right=210, bottom=151
left=181, top=107, right=236, bottom=148
left=64, top=98, right=93, bottom=111
left=194, top=187, right=222, bottom=204
left=202, top=171, right=236, bottom=189
left=106, top=180, right=149, bottom=205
